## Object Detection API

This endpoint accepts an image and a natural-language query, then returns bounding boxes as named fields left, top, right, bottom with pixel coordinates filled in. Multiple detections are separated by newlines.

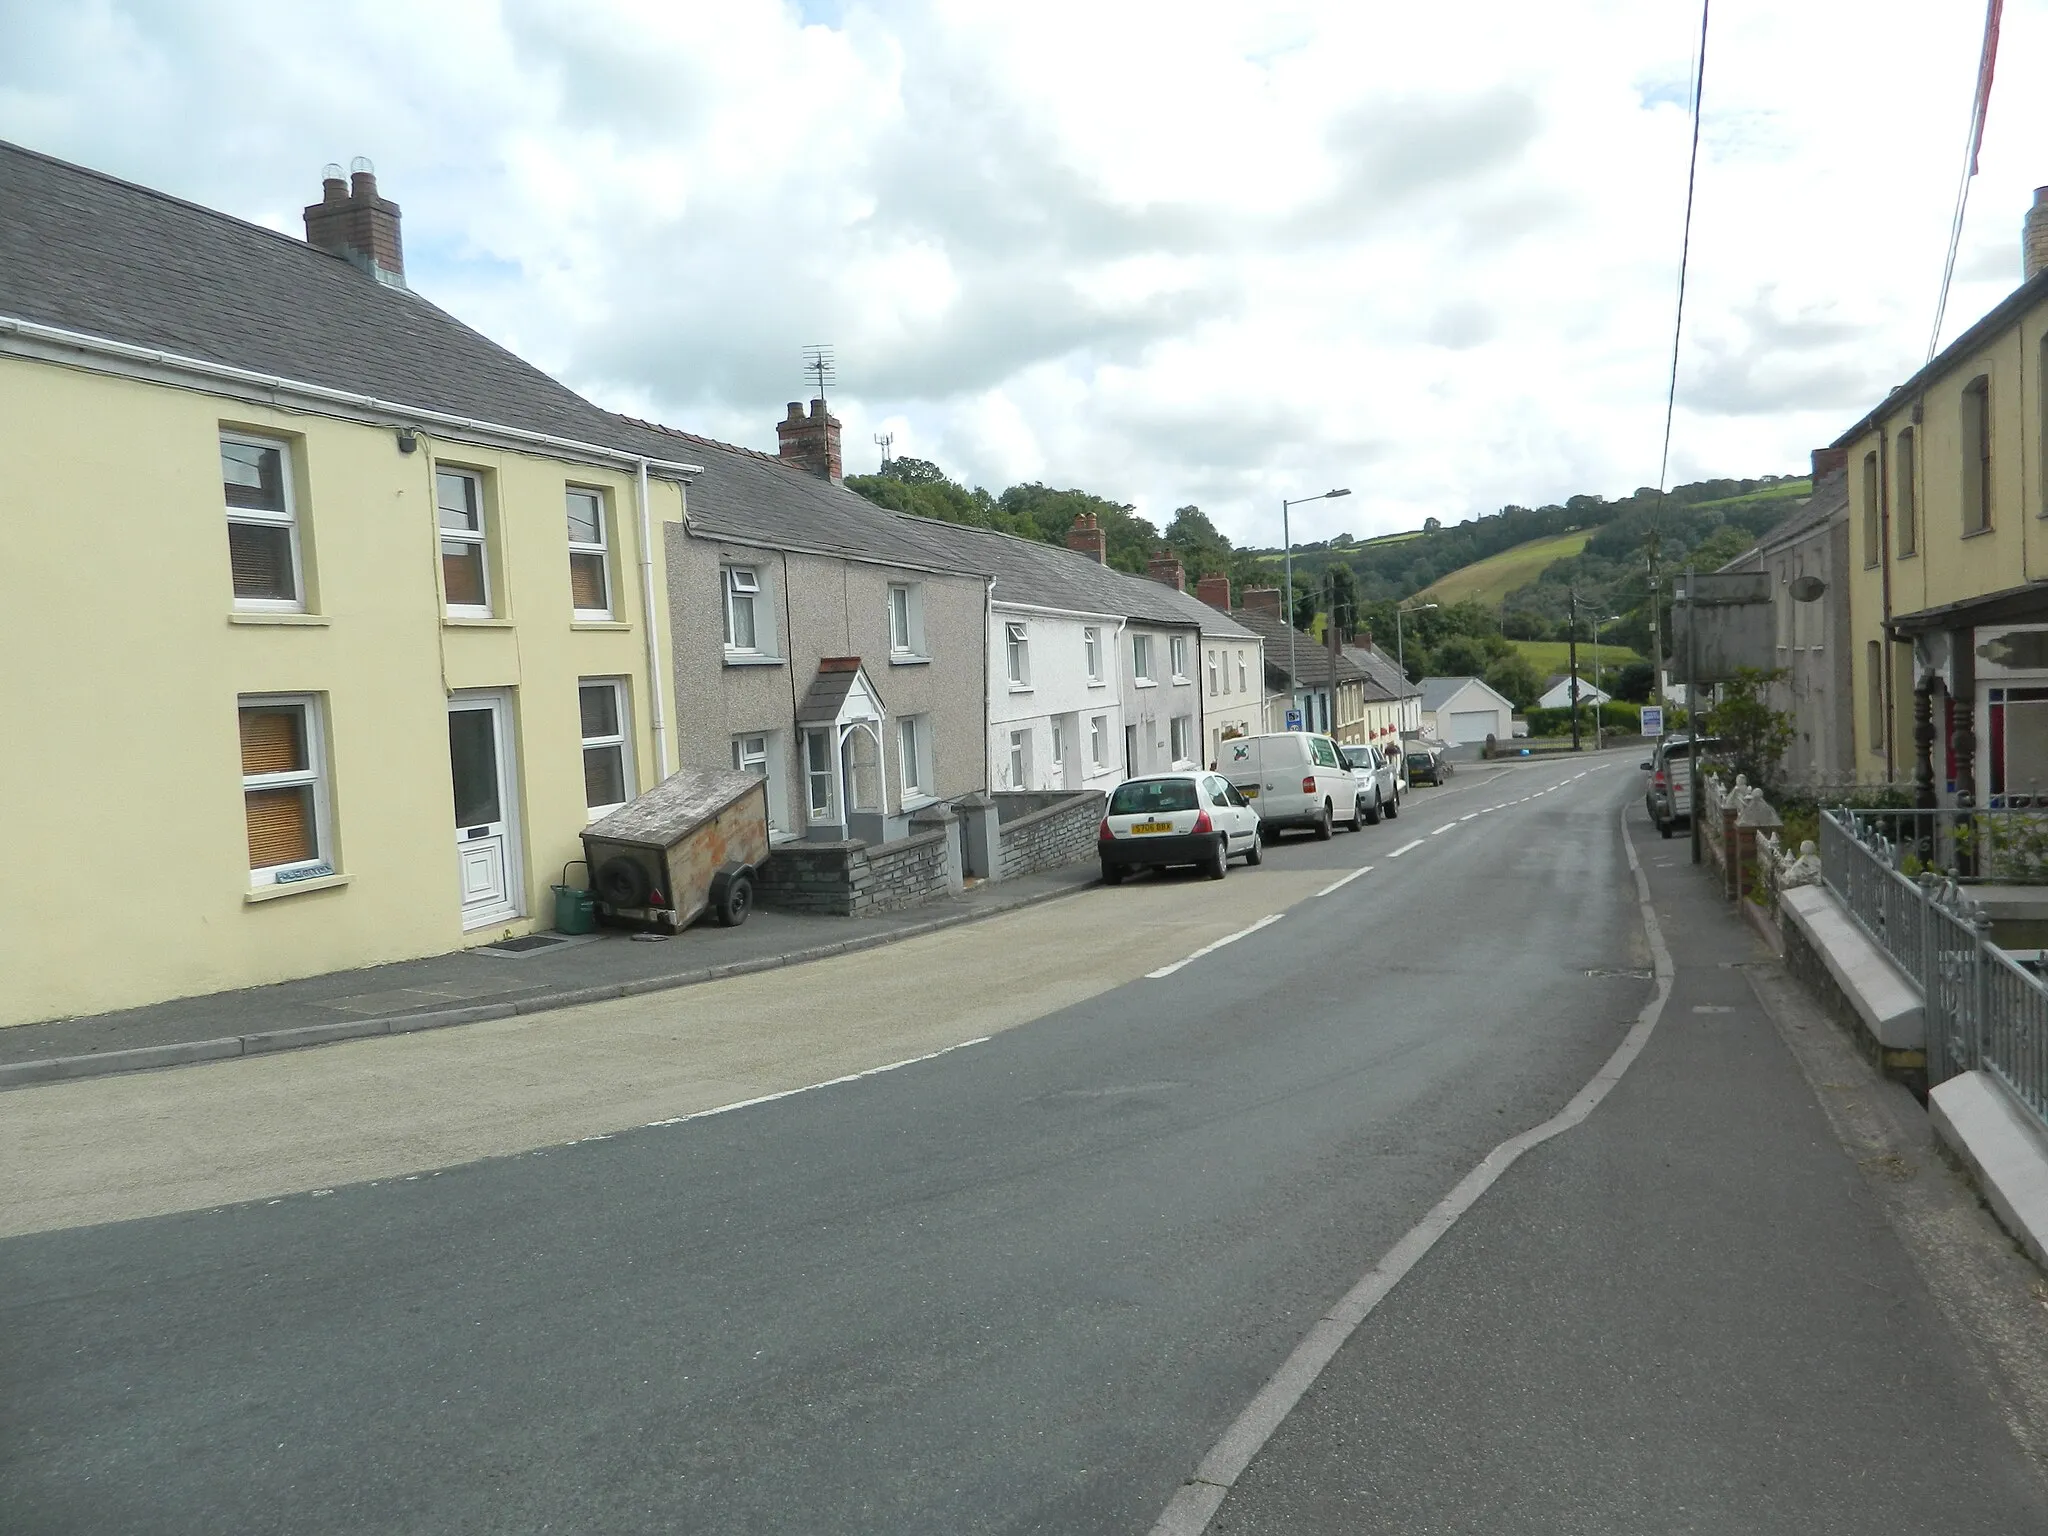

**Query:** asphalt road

left=5, top=757, right=2038, bottom=1533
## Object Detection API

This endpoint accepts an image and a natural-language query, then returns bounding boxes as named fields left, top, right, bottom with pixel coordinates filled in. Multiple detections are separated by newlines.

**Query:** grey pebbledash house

left=613, top=403, right=993, bottom=848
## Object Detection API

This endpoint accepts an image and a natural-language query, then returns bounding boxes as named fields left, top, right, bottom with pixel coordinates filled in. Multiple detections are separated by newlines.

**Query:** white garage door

left=1448, top=709, right=1500, bottom=745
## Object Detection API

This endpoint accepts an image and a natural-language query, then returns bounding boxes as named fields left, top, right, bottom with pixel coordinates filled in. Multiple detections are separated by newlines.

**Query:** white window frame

left=437, top=466, right=492, bottom=618
left=732, top=732, right=769, bottom=777
left=566, top=487, right=612, bottom=620
left=804, top=728, right=836, bottom=820
left=1006, top=621, right=1031, bottom=689
left=1208, top=649, right=1220, bottom=695
left=1170, top=634, right=1191, bottom=682
left=222, top=431, right=305, bottom=613
left=899, top=715, right=928, bottom=797
left=1008, top=728, right=1031, bottom=789
left=724, top=565, right=763, bottom=655
left=1090, top=714, right=1108, bottom=769
left=889, top=583, right=926, bottom=658
left=1083, top=626, right=1103, bottom=684
left=579, top=678, right=634, bottom=818
left=1051, top=718, right=1065, bottom=770
left=1238, top=652, right=1248, bottom=692
left=240, top=693, right=332, bottom=886
left=1170, top=714, right=1193, bottom=765
left=1132, top=633, right=1155, bottom=684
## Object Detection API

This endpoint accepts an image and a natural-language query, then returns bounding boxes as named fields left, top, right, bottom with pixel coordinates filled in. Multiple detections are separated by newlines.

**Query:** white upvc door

left=448, top=691, right=523, bottom=929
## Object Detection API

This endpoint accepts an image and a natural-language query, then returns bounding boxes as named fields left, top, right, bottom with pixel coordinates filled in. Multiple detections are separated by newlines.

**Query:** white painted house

left=1419, top=676, right=1517, bottom=747
left=1536, top=673, right=1612, bottom=710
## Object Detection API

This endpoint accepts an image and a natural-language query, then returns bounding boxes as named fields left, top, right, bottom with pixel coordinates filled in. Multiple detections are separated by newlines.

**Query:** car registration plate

left=1131, top=821, right=1174, bottom=834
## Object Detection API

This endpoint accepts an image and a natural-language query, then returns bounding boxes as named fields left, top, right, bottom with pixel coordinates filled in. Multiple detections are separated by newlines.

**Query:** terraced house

left=0, top=146, right=693, bottom=1025
left=1835, top=187, right=2048, bottom=807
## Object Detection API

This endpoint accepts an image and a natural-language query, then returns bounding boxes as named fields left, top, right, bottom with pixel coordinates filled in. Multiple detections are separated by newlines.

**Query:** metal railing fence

left=1821, top=809, right=2048, bottom=1128
left=1822, top=805, right=2048, bottom=884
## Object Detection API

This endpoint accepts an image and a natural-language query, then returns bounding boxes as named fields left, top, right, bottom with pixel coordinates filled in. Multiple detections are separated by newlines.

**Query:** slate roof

left=0, top=139, right=649, bottom=452
left=1341, top=639, right=1419, bottom=701
left=887, top=516, right=1201, bottom=629
left=1231, top=607, right=1368, bottom=689
left=795, top=657, right=885, bottom=723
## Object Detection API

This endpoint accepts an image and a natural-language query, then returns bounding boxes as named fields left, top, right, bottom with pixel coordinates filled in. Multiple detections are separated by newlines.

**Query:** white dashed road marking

left=1316, top=867, right=1373, bottom=897
left=1146, top=913, right=1286, bottom=979
left=1387, top=839, right=1425, bottom=858
left=1430, top=823, right=1457, bottom=836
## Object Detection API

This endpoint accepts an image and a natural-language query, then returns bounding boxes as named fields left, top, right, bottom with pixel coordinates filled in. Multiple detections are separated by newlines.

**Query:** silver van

left=1218, top=731, right=1362, bottom=839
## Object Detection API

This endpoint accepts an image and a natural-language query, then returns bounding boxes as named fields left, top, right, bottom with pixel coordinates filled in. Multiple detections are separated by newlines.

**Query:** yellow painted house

left=0, top=145, right=699, bottom=1027
left=1832, top=187, right=2048, bottom=806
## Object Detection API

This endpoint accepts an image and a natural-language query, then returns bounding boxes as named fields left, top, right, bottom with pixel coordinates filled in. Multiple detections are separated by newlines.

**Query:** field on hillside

left=1511, top=639, right=1642, bottom=677
left=1417, top=529, right=1595, bottom=607
left=1689, top=478, right=1811, bottom=511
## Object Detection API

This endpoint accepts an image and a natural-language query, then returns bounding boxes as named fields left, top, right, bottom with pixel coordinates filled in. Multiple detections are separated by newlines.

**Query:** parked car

left=1340, top=743, right=1400, bottom=823
left=1218, top=731, right=1362, bottom=838
left=1404, top=743, right=1452, bottom=785
left=1099, top=771, right=1262, bottom=883
left=1642, top=734, right=1724, bottom=837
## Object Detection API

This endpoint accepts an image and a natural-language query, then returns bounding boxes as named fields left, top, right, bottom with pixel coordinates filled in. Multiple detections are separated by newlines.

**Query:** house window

left=222, top=433, right=304, bottom=610
left=1896, top=429, right=1917, bottom=557
left=804, top=729, right=834, bottom=819
left=1237, top=651, right=1247, bottom=692
left=566, top=488, right=611, bottom=618
left=844, top=728, right=882, bottom=811
left=1866, top=640, right=1884, bottom=757
left=889, top=584, right=925, bottom=656
left=724, top=566, right=761, bottom=652
left=1083, top=626, right=1103, bottom=683
left=732, top=733, right=769, bottom=777
left=579, top=680, right=632, bottom=816
left=1209, top=650, right=1221, bottom=694
left=1090, top=714, right=1108, bottom=768
left=1962, top=375, right=1992, bottom=534
left=899, top=715, right=928, bottom=796
left=1861, top=450, right=1880, bottom=567
left=1051, top=718, right=1065, bottom=772
left=1009, top=728, right=1031, bottom=789
left=437, top=468, right=491, bottom=615
left=1170, top=714, right=1192, bottom=764
left=1132, top=634, right=1154, bottom=682
left=1170, top=635, right=1190, bottom=681
left=1006, top=621, right=1030, bottom=687
left=239, top=696, right=329, bottom=884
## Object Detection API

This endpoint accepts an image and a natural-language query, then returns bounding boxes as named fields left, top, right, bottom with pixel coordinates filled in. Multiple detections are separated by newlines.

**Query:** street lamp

left=1592, top=613, right=1621, bottom=749
left=1395, top=601, right=1437, bottom=677
left=1281, top=488, right=1350, bottom=730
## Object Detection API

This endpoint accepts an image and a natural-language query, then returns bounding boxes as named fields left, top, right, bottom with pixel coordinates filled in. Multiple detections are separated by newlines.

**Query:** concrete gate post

left=954, top=792, right=1001, bottom=882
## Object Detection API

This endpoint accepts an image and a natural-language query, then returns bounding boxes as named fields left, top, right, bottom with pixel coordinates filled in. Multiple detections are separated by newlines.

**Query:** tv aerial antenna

left=802, top=344, right=836, bottom=408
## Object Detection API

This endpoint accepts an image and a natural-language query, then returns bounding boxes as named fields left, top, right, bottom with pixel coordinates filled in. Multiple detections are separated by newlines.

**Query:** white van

left=1218, top=731, right=1361, bottom=839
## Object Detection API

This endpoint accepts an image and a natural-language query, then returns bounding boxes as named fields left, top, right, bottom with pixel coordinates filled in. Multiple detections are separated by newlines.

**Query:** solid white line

left=638, top=1036, right=993, bottom=1130
left=1315, top=866, right=1373, bottom=897
left=1430, top=823, right=1456, bottom=835
left=1148, top=800, right=1676, bottom=1536
left=1147, top=913, right=1285, bottom=979
left=1387, top=839, right=1425, bottom=858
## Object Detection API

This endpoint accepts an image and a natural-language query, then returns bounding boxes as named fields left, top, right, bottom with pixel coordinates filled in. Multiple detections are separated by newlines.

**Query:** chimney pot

left=1146, top=550, right=1186, bottom=591
left=2025, top=185, right=2048, bottom=284
left=1241, top=586, right=1282, bottom=616
left=304, top=158, right=405, bottom=287
left=776, top=398, right=843, bottom=483
left=1195, top=573, right=1232, bottom=612
left=1066, top=514, right=1107, bottom=564
left=1810, top=446, right=1848, bottom=481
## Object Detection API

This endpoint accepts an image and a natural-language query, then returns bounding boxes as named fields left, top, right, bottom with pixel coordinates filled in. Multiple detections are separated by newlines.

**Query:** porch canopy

left=1887, top=580, right=2048, bottom=639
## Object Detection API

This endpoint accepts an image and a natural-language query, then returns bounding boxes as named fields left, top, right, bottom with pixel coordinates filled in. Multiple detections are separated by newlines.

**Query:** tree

left=1484, top=651, right=1543, bottom=711
left=881, top=456, right=951, bottom=485
left=1704, top=668, right=1795, bottom=794
left=1431, top=636, right=1493, bottom=677
left=1423, top=516, right=1442, bottom=533
left=1610, top=661, right=1656, bottom=703
left=1164, top=504, right=1233, bottom=577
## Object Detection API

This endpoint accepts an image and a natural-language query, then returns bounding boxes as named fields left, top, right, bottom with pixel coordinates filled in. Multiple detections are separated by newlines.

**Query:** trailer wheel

left=596, top=855, right=652, bottom=908
left=710, top=867, right=755, bottom=927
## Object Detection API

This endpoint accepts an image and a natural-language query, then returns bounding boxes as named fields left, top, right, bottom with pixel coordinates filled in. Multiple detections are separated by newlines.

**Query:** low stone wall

left=996, top=789, right=1106, bottom=880
left=755, top=828, right=953, bottom=917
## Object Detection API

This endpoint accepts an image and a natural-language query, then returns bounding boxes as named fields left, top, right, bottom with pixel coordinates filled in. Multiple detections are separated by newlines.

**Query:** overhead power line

left=1927, top=0, right=2005, bottom=362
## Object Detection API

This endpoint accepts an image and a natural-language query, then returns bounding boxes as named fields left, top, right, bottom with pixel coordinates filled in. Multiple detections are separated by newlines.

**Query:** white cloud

left=3, top=0, right=2045, bottom=548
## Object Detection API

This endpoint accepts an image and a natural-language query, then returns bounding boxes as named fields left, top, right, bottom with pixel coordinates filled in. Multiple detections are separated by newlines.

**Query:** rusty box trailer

left=580, top=767, right=770, bottom=933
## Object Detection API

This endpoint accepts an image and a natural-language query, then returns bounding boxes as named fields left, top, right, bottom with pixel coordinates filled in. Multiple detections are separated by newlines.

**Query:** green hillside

left=1512, top=640, right=1641, bottom=676
left=1418, top=530, right=1596, bottom=607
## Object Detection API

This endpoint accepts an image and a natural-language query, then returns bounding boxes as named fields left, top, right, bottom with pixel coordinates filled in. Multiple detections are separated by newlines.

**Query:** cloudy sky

left=4, top=0, right=2044, bottom=545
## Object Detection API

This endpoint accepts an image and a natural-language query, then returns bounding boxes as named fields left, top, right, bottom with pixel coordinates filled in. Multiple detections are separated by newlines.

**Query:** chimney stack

left=776, top=399, right=843, bottom=482
left=1195, top=573, right=1232, bottom=612
left=2026, top=186, right=2048, bottom=284
left=1241, top=586, right=1282, bottom=616
left=1352, top=629, right=1372, bottom=649
left=1146, top=550, right=1186, bottom=591
left=1811, top=446, right=1848, bottom=481
left=303, top=158, right=404, bottom=287
left=1066, top=513, right=1107, bottom=563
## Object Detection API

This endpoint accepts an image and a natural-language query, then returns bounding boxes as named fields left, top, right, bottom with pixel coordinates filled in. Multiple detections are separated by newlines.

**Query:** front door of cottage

left=448, top=692, right=522, bottom=929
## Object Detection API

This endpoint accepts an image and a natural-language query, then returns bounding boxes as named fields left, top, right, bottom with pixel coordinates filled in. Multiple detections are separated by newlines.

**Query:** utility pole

left=1645, top=535, right=1663, bottom=714
left=1568, top=588, right=1582, bottom=752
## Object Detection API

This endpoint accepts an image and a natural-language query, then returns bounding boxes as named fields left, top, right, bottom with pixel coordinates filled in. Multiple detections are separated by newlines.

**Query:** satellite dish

left=1789, top=575, right=1827, bottom=603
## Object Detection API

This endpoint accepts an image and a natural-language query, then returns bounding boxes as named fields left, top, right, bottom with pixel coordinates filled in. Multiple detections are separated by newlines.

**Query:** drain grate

left=479, top=933, right=577, bottom=956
